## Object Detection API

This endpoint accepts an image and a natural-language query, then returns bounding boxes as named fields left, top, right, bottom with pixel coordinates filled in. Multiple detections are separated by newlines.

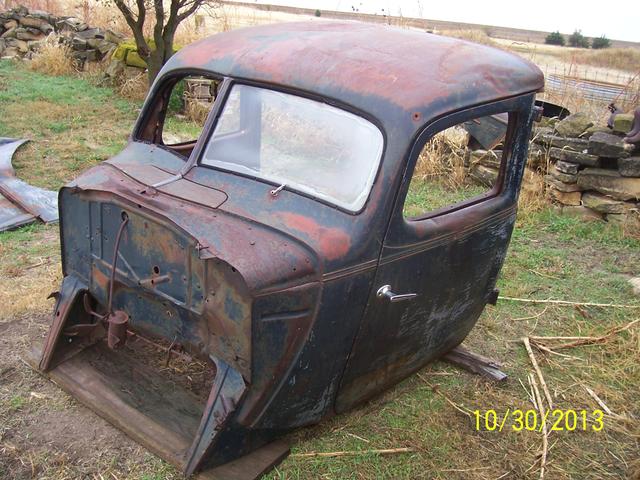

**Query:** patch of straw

left=414, top=126, right=469, bottom=190
left=115, top=70, right=148, bottom=101
left=440, top=29, right=497, bottom=47
left=518, top=168, right=547, bottom=218
left=28, top=35, right=75, bottom=76
left=184, top=99, right=211, bottom=124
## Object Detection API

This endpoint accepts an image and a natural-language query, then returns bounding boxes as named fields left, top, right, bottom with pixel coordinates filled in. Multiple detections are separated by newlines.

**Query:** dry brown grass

left=538, top=81, right=640, bottom=125
left=440, top=29, right=497, bottom=47
left=536, top=67, right=620, bottom=124
left=618, top=211, right=640, bottom=240
left=184, top=98, right=211, bottom=124
left=536, top=52, right=640, bottom=114
left=413, top=127, right=469, bottom=189
left=1, top=0, right=65, bottom=16
left=0, top=226, right=61, bottom=319
left=28, top=35, right=75, bottom=76
left=114, top=70, right=148, bottom=101
left=560, top=48, right=640, bottom=74
left=518, top=168, right=547, bottom=219
left=82, top=1, right=137, bottom=36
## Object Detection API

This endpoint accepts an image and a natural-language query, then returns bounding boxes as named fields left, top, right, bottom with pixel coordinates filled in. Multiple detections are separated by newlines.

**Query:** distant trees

left=314, top=9, right=321, bottom=17
left=545, top=30, right=612, bottom=50
left=545, top=31, right=565, bottom=46
left=544, top=30, right=611, bottom=50
left=568, top=30, right=590, bottom=48
left=592, top=35, right=611, bottom=49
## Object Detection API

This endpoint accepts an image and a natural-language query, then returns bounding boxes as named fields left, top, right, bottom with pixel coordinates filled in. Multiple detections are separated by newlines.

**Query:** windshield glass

left=200, top=84, right=384, bottom=211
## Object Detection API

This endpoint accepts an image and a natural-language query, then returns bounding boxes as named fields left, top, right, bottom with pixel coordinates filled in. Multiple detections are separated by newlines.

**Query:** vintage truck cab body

left=34, top=21, right=544, bottom=476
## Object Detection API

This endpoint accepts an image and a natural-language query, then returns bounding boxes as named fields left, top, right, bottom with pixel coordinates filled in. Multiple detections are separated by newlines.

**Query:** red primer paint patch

left=280, top=212, right=350, bottom=261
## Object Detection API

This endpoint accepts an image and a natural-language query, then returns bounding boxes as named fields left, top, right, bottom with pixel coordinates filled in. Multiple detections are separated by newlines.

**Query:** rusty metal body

left=35, top=21, right=544, bottom=476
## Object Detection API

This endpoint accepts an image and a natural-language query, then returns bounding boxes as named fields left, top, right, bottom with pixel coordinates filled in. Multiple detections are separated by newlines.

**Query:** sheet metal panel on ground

left=0, top=137, right=58, bottom=231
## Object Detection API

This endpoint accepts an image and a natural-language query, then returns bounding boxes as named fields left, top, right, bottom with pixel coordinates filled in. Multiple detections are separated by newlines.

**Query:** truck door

left=336, top=95, right=537, bottom=411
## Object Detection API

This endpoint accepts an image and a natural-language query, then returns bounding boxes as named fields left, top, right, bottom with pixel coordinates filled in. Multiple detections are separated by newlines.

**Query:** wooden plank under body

left=198, top=440, right=290, bottom=480
left=26, top=342, right=201, bottom=469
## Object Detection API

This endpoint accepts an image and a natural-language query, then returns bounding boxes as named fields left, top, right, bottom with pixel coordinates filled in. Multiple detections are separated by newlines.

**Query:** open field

left=198, top=4, right=640, bottom=121
left=221, top=1, right=640, bottom=49
left=1, top=60, right=639, bottom=479
left=5, top=0, right=640, bottom=126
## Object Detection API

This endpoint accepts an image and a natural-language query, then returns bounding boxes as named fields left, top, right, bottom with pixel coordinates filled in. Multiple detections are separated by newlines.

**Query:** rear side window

left=162, top=77, right=218, bottom=145
left=201, top=84, right=384, bottom=212
left=404, top=112, right=512, bottom=219
left=137, top=75, right=220, bottom=159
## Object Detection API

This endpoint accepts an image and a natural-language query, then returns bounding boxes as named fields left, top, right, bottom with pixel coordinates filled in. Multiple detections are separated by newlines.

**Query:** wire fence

left=541, top=65, right=639, bottom=107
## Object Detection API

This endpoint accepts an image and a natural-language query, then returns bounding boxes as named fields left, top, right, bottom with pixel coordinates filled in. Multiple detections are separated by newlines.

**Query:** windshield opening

left=200, top=84, right=384, bottom=212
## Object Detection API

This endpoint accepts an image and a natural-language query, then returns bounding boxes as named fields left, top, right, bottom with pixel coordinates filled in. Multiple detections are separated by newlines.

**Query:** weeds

left=518, top=168, right=547, bottom=220
left=559, top=48, right=640, bottom=74
left=114, top=69, right=148, bottom=101
left=440, top=29, right=497, bottom=47
left=27, top=35, right=75, bottom=76
left=184, top=98, right=211, bottom=124
left=413, top=127, right=468, bottom=188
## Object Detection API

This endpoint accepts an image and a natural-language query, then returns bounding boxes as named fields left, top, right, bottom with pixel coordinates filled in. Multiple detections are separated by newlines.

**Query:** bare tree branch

left=177, top=1, right=202, bottom=23
left=111, top=0, right=217, bottom=84
left=152, top=0, right=165, bottom=56
left=113, top=0, right=150, bottom=56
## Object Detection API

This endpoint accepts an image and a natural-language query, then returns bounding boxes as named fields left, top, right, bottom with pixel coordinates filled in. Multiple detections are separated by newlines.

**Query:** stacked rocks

left=0, top=5, right=123, bottom=64
left=467, top=143, right=545, bottom=188
left=535, top=112, right=639, bottom=225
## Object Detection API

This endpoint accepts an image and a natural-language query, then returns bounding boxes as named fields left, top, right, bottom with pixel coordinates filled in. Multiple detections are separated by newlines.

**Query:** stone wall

left=535, top=112, right=639, bottom=225
left=467, top=143, right=546, bottom=189
left=0, top=5, right=123, bottom=64
left=452, top=110, right=638, bottom=229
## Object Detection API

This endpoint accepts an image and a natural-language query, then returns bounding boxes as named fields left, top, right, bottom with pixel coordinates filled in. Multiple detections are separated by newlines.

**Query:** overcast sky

left=238, top=0, right=639, bottom=42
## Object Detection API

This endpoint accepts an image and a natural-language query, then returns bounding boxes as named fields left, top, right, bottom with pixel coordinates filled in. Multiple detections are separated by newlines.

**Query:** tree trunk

left=146, top=50, right=165, bottom=86
left=113, top=0, right=205, bottom=86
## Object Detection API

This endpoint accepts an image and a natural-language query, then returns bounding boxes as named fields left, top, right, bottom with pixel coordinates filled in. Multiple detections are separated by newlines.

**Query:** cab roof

left=162, top=21, right=544, bottom=128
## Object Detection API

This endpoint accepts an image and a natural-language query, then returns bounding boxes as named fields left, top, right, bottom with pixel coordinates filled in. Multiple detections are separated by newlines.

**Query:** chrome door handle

left=376, top=285, right=418, bottom=303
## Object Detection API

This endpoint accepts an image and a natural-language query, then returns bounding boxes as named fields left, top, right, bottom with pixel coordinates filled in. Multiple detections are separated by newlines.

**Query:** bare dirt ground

left=0, top=313, right=181, bottom=479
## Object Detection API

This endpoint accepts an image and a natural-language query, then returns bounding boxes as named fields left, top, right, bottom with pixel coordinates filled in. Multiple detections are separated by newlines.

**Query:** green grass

left=404, top=177, right=487, bottom=217
left=162, top=114, right=205, bottom=143
left=8, top=395, right=25, bottom=411
left=0, top=60, right=140, bottom=190
left=0, top=223, right=58, bottom=269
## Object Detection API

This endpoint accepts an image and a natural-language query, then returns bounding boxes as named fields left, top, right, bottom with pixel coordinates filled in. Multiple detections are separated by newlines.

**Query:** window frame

left=132, top=69, right=225, bottom=160
left=384, top=94, right=535, bottom=247
left=403, top=112, right=515, bottom=222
